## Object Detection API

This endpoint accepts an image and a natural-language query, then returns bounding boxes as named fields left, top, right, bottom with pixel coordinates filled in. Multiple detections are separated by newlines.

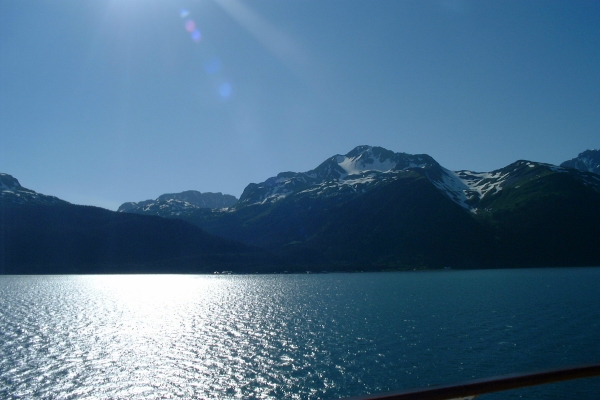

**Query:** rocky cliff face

left=561, top=149, right=600, bottom=174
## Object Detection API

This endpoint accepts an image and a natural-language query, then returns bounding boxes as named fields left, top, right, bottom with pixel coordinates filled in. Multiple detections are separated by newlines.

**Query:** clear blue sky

left=1, top=0, right=599, bottom=210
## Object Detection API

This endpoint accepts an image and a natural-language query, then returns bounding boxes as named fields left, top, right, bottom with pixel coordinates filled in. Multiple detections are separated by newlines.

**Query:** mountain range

left=2, top=147, right=599, bottom=273
left=118, top=190, right=237, bottom=214
left=0, top=175, right=281, bottom=274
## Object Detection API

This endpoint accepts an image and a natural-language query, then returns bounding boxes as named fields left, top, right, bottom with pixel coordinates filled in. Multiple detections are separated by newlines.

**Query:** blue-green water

left=0, top=268, right=599, bottom=399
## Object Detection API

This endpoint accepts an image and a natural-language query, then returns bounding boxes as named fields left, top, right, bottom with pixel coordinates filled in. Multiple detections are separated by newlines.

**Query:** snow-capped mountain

left=118, top=190, right=237, bottom=215
left=431, top=160, right=600, bottom=213
left=173, top=145, right=600, bottom=268
left=0, top=173, right=68, bottom=205
left=235, top=146, right=600, bottom=214
left=561, top=149, right=600, bottom=174
left=237, top=146, right=439, bottom=207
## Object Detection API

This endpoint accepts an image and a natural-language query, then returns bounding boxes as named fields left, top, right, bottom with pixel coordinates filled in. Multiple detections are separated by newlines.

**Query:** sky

left=1, top=0, right=599, bottom=210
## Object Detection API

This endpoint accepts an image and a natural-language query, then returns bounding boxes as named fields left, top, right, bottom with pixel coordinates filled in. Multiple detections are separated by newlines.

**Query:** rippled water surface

left=0, top=269, right=599, bottom=399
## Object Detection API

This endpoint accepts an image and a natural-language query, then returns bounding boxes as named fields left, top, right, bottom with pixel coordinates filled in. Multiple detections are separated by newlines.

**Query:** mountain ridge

left=228, top=146, right=600, bottom=215
left=3, top=145, right=600, bottom=271
left=112, top=145, right=598, bottom=269
left=0, top=173, right=68, bottom=206
left=118, top=190, right=238, bottom=216
left=115, top=146, right=600, bottom=215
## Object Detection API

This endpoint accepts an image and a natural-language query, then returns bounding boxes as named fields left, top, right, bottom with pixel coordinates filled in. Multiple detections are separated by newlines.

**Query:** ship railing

left=348, top=363, right=600, bottom=400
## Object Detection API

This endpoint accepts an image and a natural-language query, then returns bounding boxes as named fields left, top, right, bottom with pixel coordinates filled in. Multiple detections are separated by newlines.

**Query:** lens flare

left=185, top=20, right=196, bottom=33
left=191, top=29, right=201, bottom=42
left=219, top=82, right=232, bottom=98
left=178, top=10, right=234, bottom=103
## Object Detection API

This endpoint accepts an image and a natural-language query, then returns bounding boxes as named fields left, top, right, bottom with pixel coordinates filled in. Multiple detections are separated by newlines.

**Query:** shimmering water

left=0, top=269, right=599, bottom=399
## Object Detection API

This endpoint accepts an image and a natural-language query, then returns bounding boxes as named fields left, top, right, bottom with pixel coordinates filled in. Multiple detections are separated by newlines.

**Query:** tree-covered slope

left=0, top=202, right=281, bottom=274
left=473, top=165, right=600, bottom=267
left=289, top=171, right=495, bottom=269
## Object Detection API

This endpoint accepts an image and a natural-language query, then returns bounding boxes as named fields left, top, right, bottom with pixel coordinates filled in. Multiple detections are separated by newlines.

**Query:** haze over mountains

left=2, top=147, right=599, bottom=273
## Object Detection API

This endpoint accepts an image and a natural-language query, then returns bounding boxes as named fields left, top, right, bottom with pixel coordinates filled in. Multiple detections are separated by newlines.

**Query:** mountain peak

left=0, top=173, right=68, bottom=205
left=345, top=145, right=378, bottom=158
left=237, top=146, right=441, bottom=207
left=561, top=149, right=600, bottom=174
left=0, top=173, right=22, bottom=191
left=338, top=146, right=397, bottom=175
left=335, top=145, right=436, bottom=176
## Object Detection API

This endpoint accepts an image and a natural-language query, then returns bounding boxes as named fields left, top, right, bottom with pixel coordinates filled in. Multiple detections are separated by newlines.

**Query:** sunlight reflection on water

left=0, top=270, right=599, bottom=399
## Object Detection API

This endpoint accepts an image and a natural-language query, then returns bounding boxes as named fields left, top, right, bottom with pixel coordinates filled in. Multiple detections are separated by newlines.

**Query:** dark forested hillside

left=0, top=203, right=284, bottom=274
left=473, top=170, right=600, bottom=267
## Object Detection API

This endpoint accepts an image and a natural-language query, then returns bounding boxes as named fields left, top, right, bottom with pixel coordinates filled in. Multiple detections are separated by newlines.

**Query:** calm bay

left=0, top=268, right=599, bottom=399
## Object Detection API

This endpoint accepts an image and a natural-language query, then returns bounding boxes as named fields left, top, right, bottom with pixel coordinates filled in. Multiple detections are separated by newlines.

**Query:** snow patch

left=431, top=169, right=510, bottom=212
left=337, top=154, right=396, bottom=175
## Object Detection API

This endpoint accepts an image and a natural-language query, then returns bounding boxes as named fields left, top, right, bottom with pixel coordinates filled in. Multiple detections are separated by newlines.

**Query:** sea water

left=0, top=268, right=598, bottom=399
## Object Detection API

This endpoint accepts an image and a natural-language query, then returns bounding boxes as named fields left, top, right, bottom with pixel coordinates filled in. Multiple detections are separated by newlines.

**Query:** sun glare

left=95, top=275, right=208, bottom=302
left=212, top=0, right=309, bottom=75
left=90, top=275, right=225, bottom=339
